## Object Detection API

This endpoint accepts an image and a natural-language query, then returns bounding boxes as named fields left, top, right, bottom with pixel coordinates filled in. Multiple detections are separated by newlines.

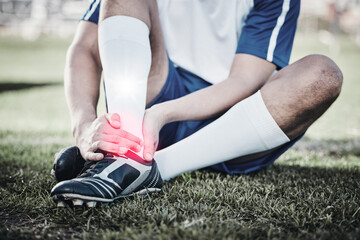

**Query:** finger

left=102, top=127, right=143, bottom=145
left=105, top=113, right=121, bottom=129
left=143, top=135, right=157, bottom=162
left=92, top=141, right=134, bottom=156
left=98, top=134, right=142, bottom=152
left=91, top=129, right=142, bottom=152
left=85, top=151, right=104, bottom=161
left=143, top=147, right=154, bottom=161
left=144, top=152, right=153, bottom=162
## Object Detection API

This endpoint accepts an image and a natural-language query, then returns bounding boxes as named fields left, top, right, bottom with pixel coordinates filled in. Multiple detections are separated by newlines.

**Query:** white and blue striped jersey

left=82, top=0, right=300, bottom=84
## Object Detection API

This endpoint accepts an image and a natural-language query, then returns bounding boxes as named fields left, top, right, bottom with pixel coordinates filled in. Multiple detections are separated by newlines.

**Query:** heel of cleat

left=50, top=169, right=56, bottom=178
left=52, top=146, right=86, bottom=182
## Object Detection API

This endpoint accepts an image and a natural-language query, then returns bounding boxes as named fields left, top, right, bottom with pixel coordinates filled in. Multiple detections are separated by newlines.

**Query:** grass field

left=0, top=32, right=359, bottom=240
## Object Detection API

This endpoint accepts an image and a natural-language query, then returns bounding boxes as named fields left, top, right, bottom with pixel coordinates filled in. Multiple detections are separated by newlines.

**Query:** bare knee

left=303, top=54, right=343, bottom=102
left=100, top=0, right=153, bottom=28
left=264, top=54, right=343, bottom=139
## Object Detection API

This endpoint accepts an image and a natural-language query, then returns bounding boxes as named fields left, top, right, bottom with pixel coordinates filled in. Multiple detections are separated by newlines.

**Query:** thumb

left=106, top=113, right=121, bottom=129
left=143, top=132, right=157, bottom=162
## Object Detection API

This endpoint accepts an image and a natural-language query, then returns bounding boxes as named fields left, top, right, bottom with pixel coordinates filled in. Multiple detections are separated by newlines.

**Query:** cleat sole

left=57, top=201, right=66, bottom=207
left=86, top=201, right=97, bottom=208
left=72, top=199, right=84, bottom=206
left=52, top=188, right=161, bottom=204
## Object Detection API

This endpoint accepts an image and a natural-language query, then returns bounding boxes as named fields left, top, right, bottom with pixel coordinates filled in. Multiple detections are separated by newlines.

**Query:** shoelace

left=76, top=154, right=125, bottom=178
left=77, top=159, right=110, bottom=178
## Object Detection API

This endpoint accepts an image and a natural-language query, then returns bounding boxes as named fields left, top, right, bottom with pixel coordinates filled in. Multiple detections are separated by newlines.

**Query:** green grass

left=0, top=33, right=359, bottom=239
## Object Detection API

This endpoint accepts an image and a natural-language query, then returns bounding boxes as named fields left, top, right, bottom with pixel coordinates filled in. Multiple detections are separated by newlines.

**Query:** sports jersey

left=82, top=0, right=300, bottom=84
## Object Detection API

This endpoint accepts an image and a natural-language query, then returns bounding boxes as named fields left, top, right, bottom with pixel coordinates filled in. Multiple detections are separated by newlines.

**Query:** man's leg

left=155, top=54, right=343, bottom=179
left=262, top=55, right=342, bottom=140
left=100, top=0, right=168, bottom=105
left=51, top=0, right=169, bottom=205
left=227, top=54, right=343, bottom=164
left=99, top=0, right=168, bottom=157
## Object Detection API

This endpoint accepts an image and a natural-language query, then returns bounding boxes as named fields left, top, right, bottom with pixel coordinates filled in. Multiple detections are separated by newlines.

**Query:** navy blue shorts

left=147, top=60, right=303, bottom=174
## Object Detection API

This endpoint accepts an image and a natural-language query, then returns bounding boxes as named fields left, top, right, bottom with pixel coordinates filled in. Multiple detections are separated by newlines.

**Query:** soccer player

left=50, top=0, right=343, bottom=207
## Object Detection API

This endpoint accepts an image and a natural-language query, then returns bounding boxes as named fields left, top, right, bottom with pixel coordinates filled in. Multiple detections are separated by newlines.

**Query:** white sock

left=98, top=16, right=151, bottom=156
left=155, top=91, right=290, bottom=180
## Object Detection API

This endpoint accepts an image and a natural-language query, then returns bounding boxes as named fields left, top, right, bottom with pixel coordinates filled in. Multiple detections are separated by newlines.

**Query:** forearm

left=150, top=54, right=276, bottom=125
left=156, top=77, right=260, bottom=123
left=64, top=44, right=102, bottom=137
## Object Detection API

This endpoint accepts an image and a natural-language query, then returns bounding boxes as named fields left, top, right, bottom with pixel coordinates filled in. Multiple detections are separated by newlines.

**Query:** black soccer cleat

left=50, top=151, right=162, bottom=207
left=51, top=146, right=86, bottom=182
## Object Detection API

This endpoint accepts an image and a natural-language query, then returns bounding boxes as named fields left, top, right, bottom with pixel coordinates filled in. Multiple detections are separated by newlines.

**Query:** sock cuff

left=243, top=91, right=290, bottom=149
left=98, top=15, right=150, bottom=48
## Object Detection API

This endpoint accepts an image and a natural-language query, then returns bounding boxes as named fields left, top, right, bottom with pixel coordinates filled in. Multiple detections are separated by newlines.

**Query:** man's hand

left=143, top=105, right=168, bottom=161
left=75, top=113, right=143, bottom=161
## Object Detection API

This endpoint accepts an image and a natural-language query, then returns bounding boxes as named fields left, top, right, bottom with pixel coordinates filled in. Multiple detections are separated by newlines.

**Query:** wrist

left=72, top=114, right=96, bottom=139
left=148, top=102, right=173, bottom=127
